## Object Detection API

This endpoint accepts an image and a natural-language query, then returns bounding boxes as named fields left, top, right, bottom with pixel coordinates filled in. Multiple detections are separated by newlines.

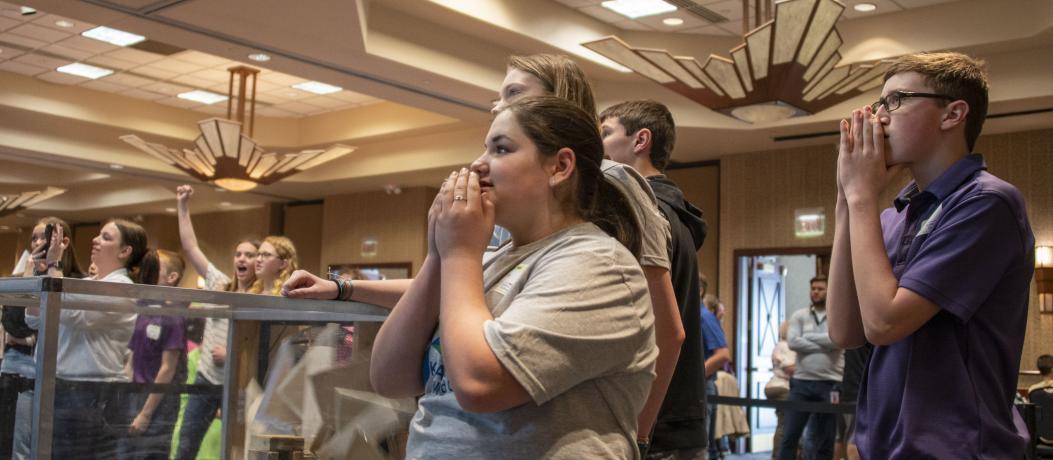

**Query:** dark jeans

left=0, top=373, right=32, bottom=459
left=174, top=372, right=222, bottom=460
left=52, top=380, right=127, bottom=459
left=118, top=391, right=181, bottom=460
left=777, top=379, right=837, bottom=460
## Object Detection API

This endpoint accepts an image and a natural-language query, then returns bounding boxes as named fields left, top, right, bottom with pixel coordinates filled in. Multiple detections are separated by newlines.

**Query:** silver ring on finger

left=453, top=195, right=466, bottom=201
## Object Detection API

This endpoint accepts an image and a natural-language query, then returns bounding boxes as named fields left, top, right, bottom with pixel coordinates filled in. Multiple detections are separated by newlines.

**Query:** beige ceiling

left=0, top=0, right=1052, bottom=230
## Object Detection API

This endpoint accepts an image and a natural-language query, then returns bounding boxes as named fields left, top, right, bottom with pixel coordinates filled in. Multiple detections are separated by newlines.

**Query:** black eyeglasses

left=871, top=90, right=954, bottom=113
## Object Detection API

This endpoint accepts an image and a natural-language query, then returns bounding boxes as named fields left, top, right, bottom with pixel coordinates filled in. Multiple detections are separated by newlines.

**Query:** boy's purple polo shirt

left=128, top=312, right=188, bottom=384
left=855, top=154, right=1034, bottom=459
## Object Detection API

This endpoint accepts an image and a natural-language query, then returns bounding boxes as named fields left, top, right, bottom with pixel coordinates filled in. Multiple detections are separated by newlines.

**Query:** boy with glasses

left=827, top=52, right=1034, bottom=458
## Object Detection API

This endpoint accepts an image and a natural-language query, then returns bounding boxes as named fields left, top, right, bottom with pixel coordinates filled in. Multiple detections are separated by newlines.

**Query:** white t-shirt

left=196, top=262, right=232, bottom=385
left=27, top=269, right=137, bottom=381
left=601, top=159, right=671, bottom=270
left=406, top=223, right=657, bottom=460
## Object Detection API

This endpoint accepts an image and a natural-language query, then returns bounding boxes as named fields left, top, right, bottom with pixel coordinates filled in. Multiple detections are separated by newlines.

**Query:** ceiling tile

left=120, top=88, right=166, bottom=100
left=155, top=96, right=201, bottom=109
left=12, top=52, right=69, bottom=70
left=133, top=64, right=178, bottom=80
left=256, top=106, right=297, bottom=118
left=8, top=23, right=70, bottom=43
left=194, top=104, right=228, bottom=116
left=329, top=90, right=378, bottom=104
left=80, top=79, right=131, bottom=93
left=0, top=44, right=23, bottom=61
left=141, top=81, right=193, bottom=96
left=578, top=5, right=628, bottom=24
left=170, top=74, right=214, bottom=89
left=86, top=54, right=138, bottom=70
left=58, top=35, right=117, bottom=53
left=104, top=47, right=165, bottom=65
left=268, top=87, right=313, bottom=101
left=36, top=70, right=88, bottom=85
left=41, top=43, right=94, bottom=60
left=301, top=96, right=349, bottom=109
left=253, top=91, right=289, bottom=105
left=274, top=101, right=323, bottom=114
left=556, top=0, right=597, bottom=8
left=259, top=71, right=305, bottom=86
left=103, top=72, right=154, bottom=87
left=171, top=50, right=229, bottom=67
left=0, top=60, right=45, bottom=76
left=143, top=58, right=203, bottom=74
left=705, top=0, right=746, bottom=22
left=187, top=67, right=229, bottom=82
left=0, top=15, right=19, bottom=32
left=251, top=79, right=282, bottom=92
left=681, top=24, right=736, bottom=36
left=0, top=32, right=47, bottom=49
left=0, top=3, right=34, bottom=21
left=31, top=14, right=94, bottom=34
left=614, top=20, right=653, bottom=31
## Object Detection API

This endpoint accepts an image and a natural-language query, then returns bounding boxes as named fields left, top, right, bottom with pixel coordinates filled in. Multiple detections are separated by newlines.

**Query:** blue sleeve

left=700, top=309, right=727, bottom=352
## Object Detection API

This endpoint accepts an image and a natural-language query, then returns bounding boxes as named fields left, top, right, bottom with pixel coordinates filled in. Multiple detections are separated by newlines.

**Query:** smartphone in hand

left=40, top=223, right=55, bottom=255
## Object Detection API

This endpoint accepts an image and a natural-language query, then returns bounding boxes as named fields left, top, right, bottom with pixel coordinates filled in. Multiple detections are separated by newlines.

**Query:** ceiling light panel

left=82, top=26, right=145, bottom=47
left=292, top=81, right=342, bottom=95
left=177, top=90, right=227, bottom=105
left=56, top=62, right=113, bottom=79
left=601, top=0, right=677, bottom=19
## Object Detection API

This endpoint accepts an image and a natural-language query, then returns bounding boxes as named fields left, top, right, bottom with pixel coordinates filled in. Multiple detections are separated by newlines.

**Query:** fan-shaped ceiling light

left=121, top=66, right=355, bottom=191
left=0, top=187, right=66, bottom=218
left=584, top=0, right=891, bottom=123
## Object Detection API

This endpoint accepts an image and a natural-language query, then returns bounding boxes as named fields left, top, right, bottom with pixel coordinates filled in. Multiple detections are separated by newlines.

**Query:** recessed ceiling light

left=19, top=6, right=35, bottom=16
left=292, top=81, right=342, bottom=95
left=109, top=163, right=124, bottom=170
left=219, top=201, right=232, bottom=207
left=165, top=207, right=176, bottom=213
left=214, top=187, right=227, bottom=193
left=57, top=63, right=114, bottom=80
left=601, top=0, right=676, bottom=19
left=248, top=53, right=271, bottom=62
left=177, top=90, right=227, bottom=105
left=853, top=3, right=877, bottom=12
left=55, top=20, right=75, bottom=28
left=82, top=26, right=146, bottom=47
left=663, top=17, right=685, bottom=26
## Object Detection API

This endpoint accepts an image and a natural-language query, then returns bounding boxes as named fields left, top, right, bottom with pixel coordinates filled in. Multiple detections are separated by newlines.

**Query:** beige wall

left=667, top=165, right=720, bottom=294
left=0, top=230, right=23, bottom=276
left=320, top=187, right=434, bottom=277
left=285, top=203, right=324, bottom=274
left=718, top=127, right=1053, bottom=376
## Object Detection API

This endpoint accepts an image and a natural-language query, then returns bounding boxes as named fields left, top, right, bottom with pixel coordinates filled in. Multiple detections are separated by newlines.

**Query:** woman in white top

left=30, top=218, right=156, bottom=458
left=369, top=97, right=657, bottom=459
left=173, top=184, right=259, bottom=460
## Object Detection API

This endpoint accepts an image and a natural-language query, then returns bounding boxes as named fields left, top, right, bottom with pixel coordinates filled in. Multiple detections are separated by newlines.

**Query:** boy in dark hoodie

left=601, top=100, right=709, bottom=459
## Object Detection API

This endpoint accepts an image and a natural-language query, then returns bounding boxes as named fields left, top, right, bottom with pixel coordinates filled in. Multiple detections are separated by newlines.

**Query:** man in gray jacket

left=779, top=275, right=843, bottom=460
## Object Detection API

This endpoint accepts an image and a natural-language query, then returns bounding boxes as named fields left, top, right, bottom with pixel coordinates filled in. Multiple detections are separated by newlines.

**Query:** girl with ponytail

left=371, top=96, right=656, bottom=459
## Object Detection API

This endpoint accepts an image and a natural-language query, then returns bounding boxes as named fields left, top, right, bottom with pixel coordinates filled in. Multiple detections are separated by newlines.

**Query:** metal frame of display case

left=0, top=276, right=388, bottom=460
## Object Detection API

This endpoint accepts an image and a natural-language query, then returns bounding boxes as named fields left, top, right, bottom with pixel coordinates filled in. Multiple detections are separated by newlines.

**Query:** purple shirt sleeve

left=162, top=316, right=188, bottom=351
left=898, top=193, right=1025, bottom=322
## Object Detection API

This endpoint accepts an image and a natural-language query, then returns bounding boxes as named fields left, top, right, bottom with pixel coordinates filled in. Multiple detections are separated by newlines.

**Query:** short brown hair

left=1039, top=354, right=1053, bottom=376
left=810, top=275, right=828, bottom=285
left=508, top=54, right=598, bottom=125
left=884, top=52, right=989, bottom=151
left=600, top=100, right=676, bottom=172
left=157, top=249, right=185, bottom=285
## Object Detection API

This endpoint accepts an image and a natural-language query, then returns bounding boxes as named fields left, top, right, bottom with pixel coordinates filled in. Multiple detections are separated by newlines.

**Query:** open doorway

left=733, top=247, right=830, bottom=453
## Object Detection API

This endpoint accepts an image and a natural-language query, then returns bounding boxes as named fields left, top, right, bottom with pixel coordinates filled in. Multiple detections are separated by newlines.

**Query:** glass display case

left=0, top=276, right=405, bottom=460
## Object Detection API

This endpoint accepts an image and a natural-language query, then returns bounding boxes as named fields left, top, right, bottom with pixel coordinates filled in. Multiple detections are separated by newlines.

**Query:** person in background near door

left=765, top=321, right=796, bottom=460
left=701, top=294, right=731, bottom=458
left=1029, top=355, right=1053, bottom=395
left=600, top=100, right=708, bottom=460
left=827, top=52, right=1033, bottom=458
left=779, top=275, right=843, bottom=460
